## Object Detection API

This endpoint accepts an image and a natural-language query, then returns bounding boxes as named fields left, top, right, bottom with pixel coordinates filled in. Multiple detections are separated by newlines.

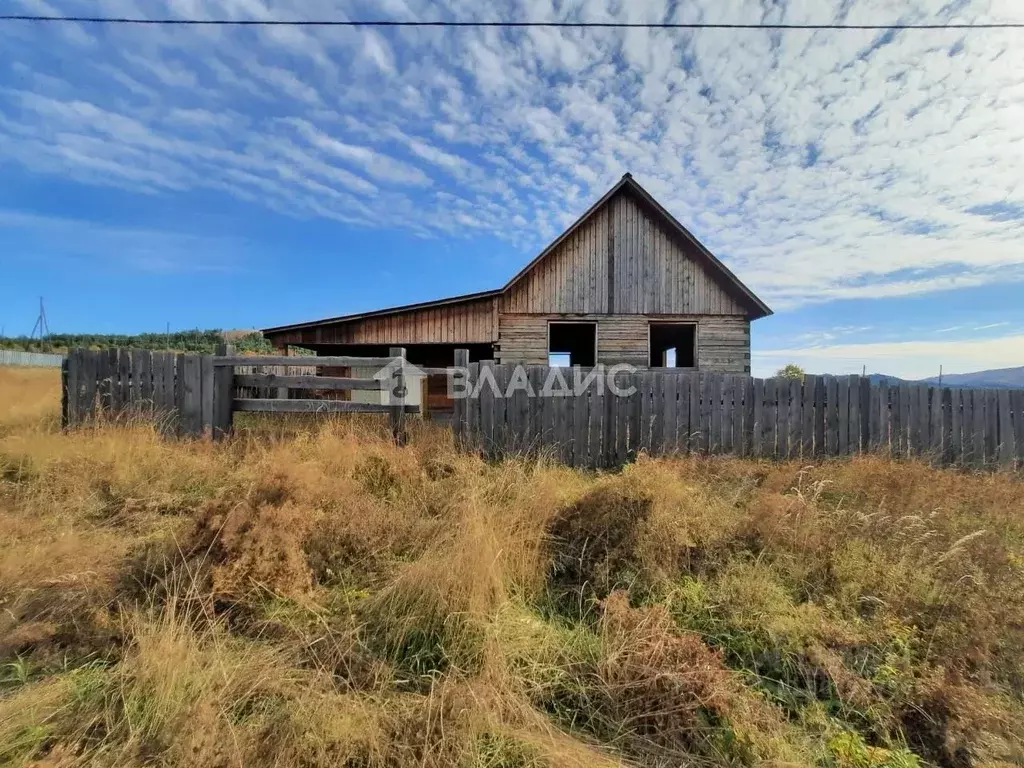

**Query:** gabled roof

left=262, top=174, right=771, bottom=336
left=502, top=174, right=771, bottom=318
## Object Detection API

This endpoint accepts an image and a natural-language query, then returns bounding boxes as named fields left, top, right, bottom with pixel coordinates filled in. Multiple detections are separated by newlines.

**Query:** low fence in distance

left=0, top=349, right=65, bottom=367
left=453, top=364, right=1024, bottom=470
left=61, top=347, right=418, bottom=441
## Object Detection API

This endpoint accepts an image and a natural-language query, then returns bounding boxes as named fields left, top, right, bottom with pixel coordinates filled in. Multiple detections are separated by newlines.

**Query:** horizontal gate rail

left=214, top=355, right=396, bottom=368
left=233, top=374, right=381, bottom=391
left=233, top=399, right=418, bottom=414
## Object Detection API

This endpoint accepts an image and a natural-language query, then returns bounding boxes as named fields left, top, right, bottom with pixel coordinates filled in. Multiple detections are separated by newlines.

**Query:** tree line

left=0, top=330, right=275, bottom=355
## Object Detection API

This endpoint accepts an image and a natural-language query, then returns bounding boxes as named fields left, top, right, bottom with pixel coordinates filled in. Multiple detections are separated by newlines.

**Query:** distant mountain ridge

left=865, top=366, right=1024, bottom=389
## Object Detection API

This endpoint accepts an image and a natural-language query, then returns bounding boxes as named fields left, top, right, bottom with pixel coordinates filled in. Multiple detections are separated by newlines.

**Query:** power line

left=0, top=15, right=1022, bottom=30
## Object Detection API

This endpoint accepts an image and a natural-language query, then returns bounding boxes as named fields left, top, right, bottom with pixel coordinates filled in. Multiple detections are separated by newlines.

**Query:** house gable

left=501, top=175, right=768, bottom=318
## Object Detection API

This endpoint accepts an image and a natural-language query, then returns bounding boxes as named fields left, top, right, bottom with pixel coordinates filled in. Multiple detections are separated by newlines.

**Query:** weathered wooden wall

left=455, top=366, right=1024, bottom=471
left=501, top=190, right=747, bottom=316
left=267, top=297, right=496, bottom=346
left=496, top=314, right=750, bottom=372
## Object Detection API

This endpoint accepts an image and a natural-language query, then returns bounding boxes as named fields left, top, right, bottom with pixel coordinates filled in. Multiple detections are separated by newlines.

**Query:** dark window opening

left=548, top=322, right=596, bottom=367
left=649, top=323, right=696, bottom=368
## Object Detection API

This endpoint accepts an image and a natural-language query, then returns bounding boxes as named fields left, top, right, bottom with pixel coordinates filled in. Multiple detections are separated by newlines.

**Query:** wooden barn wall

left=501, top=191, right=748, bottom=316
left=497, top=314, right=750, bottom=373
left=267, top=298, right=497, bottom=346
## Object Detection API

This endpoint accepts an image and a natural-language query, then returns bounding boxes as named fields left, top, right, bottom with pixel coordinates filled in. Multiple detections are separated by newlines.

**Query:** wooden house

left=261, top=174, right=771, bottom=410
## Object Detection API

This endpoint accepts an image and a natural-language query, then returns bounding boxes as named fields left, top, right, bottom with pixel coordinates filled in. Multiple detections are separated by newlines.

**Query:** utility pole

left=29, top=297, right=50, bottom=340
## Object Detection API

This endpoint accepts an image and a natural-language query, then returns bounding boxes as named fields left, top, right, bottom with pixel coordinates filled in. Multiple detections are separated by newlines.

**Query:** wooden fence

left=1, top=349, right=65, bottom=367
left=61, top=347, right=418, bottom=441
left=454, top=364, right=1024, bottom=470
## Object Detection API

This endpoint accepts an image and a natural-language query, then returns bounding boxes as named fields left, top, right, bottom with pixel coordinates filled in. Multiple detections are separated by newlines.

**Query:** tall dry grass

left=1, top=367, right=1023, bottom=767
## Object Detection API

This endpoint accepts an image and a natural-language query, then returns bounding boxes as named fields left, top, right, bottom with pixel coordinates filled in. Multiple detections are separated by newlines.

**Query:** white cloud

left=1, top=0, right=1024, bottom=307
left=755, top=332, right=1024, bottom=379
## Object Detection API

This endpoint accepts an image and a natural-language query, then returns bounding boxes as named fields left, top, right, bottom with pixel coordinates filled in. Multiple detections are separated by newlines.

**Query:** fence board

left=688, top=372, right=700, bottom=454
left=985, top=390, right=998, bottom=464
left=117, top=349, right=131, bottom=415
left=479, top=362, right=495, bottom=457
left=139, top=350, right=153, bottom=410
left=800, top=377, right=814, bottom=457
left=639, top=370, right=655, bottom=454
left=899, top=383, right=912, bottom=458
left=848, top=375, right=861, bottom=456
left=997, top=389, right=1014, bottom=468
left=719, top=375, right=733, bottom=454
left=184, top=354, right=203, bottom=437
left=201, top=355, right=214, bottom=435
left=860, top=377, right=871, bottom=455
left=876, top=381, right=889, bottom=454
left=497, top=365, right=512, bottom=457
left=837, top=377, right=850, bottom=455
left=763, top=378, right=777, bottom=458
left=789, top=379, right=801, bottom=459
left=676, top=374, right=690, bottom=454
left=129, top=350, right=144, bottom=411
left=776, top=379, right=790, bottom=459
left=572, top=384, right=587, bottom=466
left=661, top=374, right=677, bottom=455
left=970, top=389, right=984, bottom=465
left=929, top=387, right=943, bottom=460
left=588, top=385, right=604, bottom=467
left=948, top=388, right=962, bottom=465
left=1014, top=389, right=1024, bottom=467
left=917, top=384, right=930, bottom=457
left=708, top=374, right=721, bottom=453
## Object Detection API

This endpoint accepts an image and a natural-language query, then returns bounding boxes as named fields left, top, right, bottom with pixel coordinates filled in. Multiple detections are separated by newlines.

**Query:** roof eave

left=260, top=288, right=501, bottom=336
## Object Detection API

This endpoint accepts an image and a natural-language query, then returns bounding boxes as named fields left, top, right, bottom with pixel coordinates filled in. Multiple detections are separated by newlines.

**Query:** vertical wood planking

left=184, top=354, right=203, bottom=437
left=972, top=389, right=985, bottom=466
left=752, top=378, right=764, bottom=457
left=479, top=360, right=495, bottom=458
left=494, top=364, right=509, bottom=459
left=743, top=377, right=755, bottom=457
left=61, top=352, right=73, bottom=428
left=651, top=373, right=666, bottom=455
left=627, top=371, right=642, bottom=459
left=801, top=376, right=815, bottom=457
left=639, top=370, right=654, bottom=454
left=899, top=383, right=912, bottom=458
left=573, top=380, right=588, bottom=466
left=930, top=387, right=944, bottom=462
left=776, top=378, right=790, bottom=460
left=860, top=377, right=872, bottom=455
left=826, top=377, right=839, bottom=456
left=961, top=387, right=974, bottom=465
left=213, top=344, right=235, bottom=440
left=868, top=380, right=881, bottom=453
left=837, top=377, right=850, bottom=455
left=129, top=350, right=144, bottom=411
left=949, top=389, right=962, bottom=466
left=788, top=378, right=801, bottom=458
left=200, top=355, right=214, bottom=436
left=467, top=363, right=481, bottom=451
left=996, top=389, right=1014, bottom=468
left=453, top=349, right=469, bottom=444
left=917, top=384, right=930, bottom=458
left=721, top=375, right=734, bottom=454
left=117, top=349, right=131, bottom=416
left=688, top=372, right=700, bottom=454
left=709, top=374, right=723, bottom=453
left=847, top=375, right=861, bottom=455
left=763, top=378, right=777, bottom=458
left=174, top=354, right=187, bottom=436
left=876, top=381, right=889, bottom=455
left=662, top=374, right=678, bottom=455
left=812, top=376, right=825, bottom=456
left=985, top=390, right=998, bottom=464
left=1014, top=389, right=1024, bottom=468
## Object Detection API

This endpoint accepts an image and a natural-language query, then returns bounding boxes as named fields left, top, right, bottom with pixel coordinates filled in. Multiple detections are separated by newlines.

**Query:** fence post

left=389, top=347, right=407, bottom=445
left=61, top=353, right=71, bottom=429
left=212, top=343, right=235, bottom=440
left=453, top=349, right=470, bottom=444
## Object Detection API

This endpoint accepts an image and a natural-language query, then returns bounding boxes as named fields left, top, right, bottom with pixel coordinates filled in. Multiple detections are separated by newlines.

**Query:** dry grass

left=2, top=367, right=1023, bottom=767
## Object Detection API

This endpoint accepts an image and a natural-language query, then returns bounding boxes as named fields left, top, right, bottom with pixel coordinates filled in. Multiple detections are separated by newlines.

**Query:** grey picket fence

left=0, top=349, right=65, bottom=367
left=454, top=365, right=1024, bottom=470
left=61, top=347, right=416, bottom=441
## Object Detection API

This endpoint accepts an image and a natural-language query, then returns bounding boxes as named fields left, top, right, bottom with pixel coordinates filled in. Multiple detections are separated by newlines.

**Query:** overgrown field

left=2, top=367, right=1023, bottom=767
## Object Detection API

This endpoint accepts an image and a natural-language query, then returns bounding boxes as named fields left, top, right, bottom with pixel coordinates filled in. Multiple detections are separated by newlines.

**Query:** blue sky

left=2, top=0, right=1024, bottom=378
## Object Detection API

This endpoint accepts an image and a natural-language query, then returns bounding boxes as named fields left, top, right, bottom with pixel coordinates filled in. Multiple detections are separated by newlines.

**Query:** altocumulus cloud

left=2, top=0, right=1024, bottom=307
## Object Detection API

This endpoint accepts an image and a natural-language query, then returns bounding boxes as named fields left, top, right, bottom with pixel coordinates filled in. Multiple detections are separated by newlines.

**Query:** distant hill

left=922, top=366, right=1024, bottom=389
left=863, top=367, right=1024, bottom=389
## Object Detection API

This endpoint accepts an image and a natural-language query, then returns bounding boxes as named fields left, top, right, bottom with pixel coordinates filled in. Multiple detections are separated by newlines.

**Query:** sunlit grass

left=1, top=366, right=1022, bottom=766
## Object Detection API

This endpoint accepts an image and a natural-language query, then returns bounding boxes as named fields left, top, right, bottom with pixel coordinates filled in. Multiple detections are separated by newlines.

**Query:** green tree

left=775, top=363, right=806, bottom=380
